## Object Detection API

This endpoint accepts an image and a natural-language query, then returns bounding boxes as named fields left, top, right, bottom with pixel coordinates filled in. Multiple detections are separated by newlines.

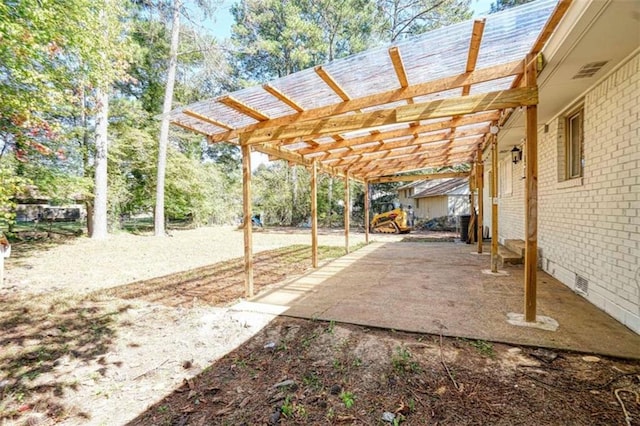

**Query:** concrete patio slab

left=246, top=242, right=640, bottom=359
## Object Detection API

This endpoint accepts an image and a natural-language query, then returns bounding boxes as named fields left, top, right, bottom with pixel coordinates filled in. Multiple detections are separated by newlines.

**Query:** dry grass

left=0, top=229, right=365, bottom=425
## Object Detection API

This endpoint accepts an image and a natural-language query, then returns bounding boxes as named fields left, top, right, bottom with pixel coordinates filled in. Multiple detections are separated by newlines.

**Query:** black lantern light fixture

left=511, top=146, right=522, bottom=164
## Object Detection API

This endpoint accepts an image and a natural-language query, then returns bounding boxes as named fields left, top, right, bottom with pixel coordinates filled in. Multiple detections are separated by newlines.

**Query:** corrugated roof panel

left=170, top=0, right=557, bottom=132
left=166, top=0, right=560, bottom=177
left=399, top=20, right=475, bottom=86
left=413, top=178, right=469, bottom=198
left=270, top=68, right=345, bottom=110
left=322, top=45, right=400, bottom=99
left=231, top=85, right=298, bottom=118
left=468, top=76, right=516, bottom=95
left=476, top=0, right=556, bottom=69
left=412, top=87, right=465, bottom=103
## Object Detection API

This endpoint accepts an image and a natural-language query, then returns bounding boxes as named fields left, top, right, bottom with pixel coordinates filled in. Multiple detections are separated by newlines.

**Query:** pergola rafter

left=315, top=66, right=352, bottom=102
left=219, top=95, right=270, bottom=121
left=389, top=47, right=409, bottom=89
left=193, top=60, right=523, bottom=144
left=263, top=84, right=305, bottom=112
left=183, top=109, right=234, bottom=130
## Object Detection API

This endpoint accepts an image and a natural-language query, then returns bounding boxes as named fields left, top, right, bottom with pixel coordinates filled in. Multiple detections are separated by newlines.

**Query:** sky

left=203, top=0, right=497, bottom=40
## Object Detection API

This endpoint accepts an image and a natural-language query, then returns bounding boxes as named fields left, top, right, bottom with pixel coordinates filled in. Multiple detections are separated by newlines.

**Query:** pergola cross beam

left=295, top=111, right=498, bottom=156
left=243, top=86, right=537, bottom=145
left=357, top=155, right=473, bottom=178
left=253, top=143, right=355, bottom=181
left=369, top=171, right=470, bottom=184
left=343, top=148, right=476, bottom=176
left=314, top=126, right=489, bottom=163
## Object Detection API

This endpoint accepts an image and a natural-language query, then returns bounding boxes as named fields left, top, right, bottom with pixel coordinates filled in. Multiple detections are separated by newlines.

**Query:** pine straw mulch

left=128, top=317, right=640, bottom=426
left=99, top=244, right=350, bottom=308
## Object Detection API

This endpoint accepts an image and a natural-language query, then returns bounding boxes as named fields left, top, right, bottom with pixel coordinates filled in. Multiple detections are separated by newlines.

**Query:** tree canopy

left=1, top=0, right=475, bottom=234
left=229, top=0, right=472, bottom=225
left=490, top=0, right=534, bottom=13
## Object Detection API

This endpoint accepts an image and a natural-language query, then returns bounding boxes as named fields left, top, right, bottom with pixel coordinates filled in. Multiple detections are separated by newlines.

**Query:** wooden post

left=344, top=171, right=350, bottom=254
left=0, top=249, right=4, bottom=287
left=311, top=161, right=318, bottom=268
left=476, top=146, right=484, bottom=253
left=491, top=134, right=499, bottom=273
left=364, top=181, right=370, bottom=245
left=524, top=53, right=538, bottom=322
left=469, top=175, right=476, bottom=244
left=241, top=142, right=254, bottom=298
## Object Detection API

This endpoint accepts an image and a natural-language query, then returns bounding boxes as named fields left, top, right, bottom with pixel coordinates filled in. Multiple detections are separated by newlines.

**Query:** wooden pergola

left=167, top=0, right=571, bottom=323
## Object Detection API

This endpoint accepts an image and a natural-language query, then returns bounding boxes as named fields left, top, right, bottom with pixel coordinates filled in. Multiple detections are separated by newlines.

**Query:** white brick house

left=485, top=1, right=639, bottom=333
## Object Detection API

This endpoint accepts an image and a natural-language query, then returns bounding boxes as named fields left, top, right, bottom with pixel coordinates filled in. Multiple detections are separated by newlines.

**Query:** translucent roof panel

left=169, top=0, right=558, bottom=138
left=397, top=20, right=476, bottom=87
left=476, top=0, right=557, bottom=69
left=321, top=43, right=403, bottom=98
left=169, top=0, right=562, bottom=177
left=468, top=76, right=518, bottom=95
left=231, top=85, right=299, bottom=118
left=265, top=68, right=346, bottom=110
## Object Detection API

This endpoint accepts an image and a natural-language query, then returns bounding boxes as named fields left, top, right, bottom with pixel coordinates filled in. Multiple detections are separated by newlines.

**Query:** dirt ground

left=1, top=226, right=638, bottom=425
left=129, top=317, right=640, bottom=426
left=0, top=227, right=374, bottom=426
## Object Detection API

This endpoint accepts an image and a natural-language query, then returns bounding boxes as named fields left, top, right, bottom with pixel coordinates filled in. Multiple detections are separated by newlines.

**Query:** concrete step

left=504, top=239, right=526, bottom=258
left=498, top=246, right=523, bottom=265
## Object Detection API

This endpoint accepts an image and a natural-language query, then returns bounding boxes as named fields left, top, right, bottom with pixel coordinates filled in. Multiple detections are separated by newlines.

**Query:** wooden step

left=504, top=239, right=526, bottom=258
left=498, top=246, right=523, bottom=265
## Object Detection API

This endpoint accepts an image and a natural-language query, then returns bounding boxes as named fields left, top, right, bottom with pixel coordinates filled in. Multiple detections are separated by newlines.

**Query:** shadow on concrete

left=247, top=241, right=640, bottom=359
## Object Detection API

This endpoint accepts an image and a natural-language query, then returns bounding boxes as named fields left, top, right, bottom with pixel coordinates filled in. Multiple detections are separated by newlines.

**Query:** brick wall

left=499, top=52, right=640, bottom=333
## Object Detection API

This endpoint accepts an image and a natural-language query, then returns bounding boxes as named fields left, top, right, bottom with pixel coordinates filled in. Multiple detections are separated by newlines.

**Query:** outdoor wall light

left=511, top=146, right=522, bottom=164
left=489, top=125, right=500, bottom=135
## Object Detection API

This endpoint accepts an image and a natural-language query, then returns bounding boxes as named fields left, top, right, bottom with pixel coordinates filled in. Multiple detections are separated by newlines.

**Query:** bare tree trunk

left=327, top=177, right=333, bottom=227
left=155, top=0, right=181, bottom=236
left=291, top=165, right=298, bottom=225
left=81, top=86, right=94, bottom=237
left=92, top=86, right=109, bottom=239
left=86, top=203, right=94, bottom=236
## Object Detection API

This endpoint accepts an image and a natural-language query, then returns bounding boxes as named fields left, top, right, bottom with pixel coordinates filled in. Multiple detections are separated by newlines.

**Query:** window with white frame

left=565, top=106, right=584, bottom=180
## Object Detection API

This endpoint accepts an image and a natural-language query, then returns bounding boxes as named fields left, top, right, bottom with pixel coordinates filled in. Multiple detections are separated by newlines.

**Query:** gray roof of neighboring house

left=411, top=178, right=469, bottom=198
left=397, top=179, right=429, bottom=191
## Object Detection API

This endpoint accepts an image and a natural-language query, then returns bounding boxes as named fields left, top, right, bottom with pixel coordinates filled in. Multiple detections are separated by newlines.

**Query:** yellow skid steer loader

left=370, top=206, right=411, bottom=234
